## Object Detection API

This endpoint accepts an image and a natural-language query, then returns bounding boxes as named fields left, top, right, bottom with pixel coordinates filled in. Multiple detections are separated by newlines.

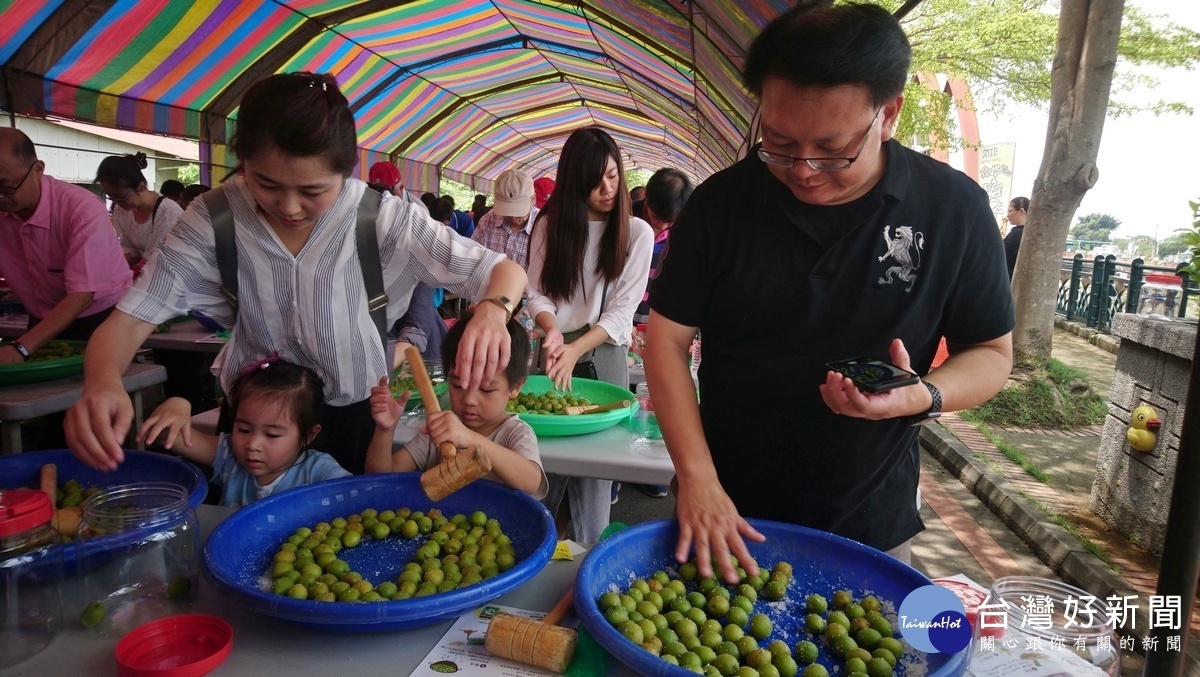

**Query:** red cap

left=368, top=161, right=402, bottom=189
left=1145, top=273, right=1183, bottom=285
left=116, top=614, right=233, bottom=677
left=0, top=488, right=53, bottom=537
left=533, top=177, right=555, bottom=209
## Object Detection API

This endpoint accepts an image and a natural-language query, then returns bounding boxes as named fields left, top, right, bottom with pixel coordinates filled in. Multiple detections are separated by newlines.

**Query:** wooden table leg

left=131, top=388, right=145, bottom=450
left=2, top=420, right=21, bottom=455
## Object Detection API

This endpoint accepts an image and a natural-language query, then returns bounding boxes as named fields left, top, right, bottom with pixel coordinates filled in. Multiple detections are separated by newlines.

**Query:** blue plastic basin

left=0, top=449, right=208, bottom=573
left=203, top=473, right=556, bottom=632
left=575, top=519, right=968, bottom=677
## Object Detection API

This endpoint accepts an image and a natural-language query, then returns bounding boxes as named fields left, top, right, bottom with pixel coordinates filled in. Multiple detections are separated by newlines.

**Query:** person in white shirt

left=96, top=152, right=184, bottom=270
left=525, top=127, right=654, bottom=543
left=66, top=72, right=526, bottom=476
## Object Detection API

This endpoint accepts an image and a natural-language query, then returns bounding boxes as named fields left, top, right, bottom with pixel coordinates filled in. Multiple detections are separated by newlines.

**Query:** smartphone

left=825, top=356, right=920, bottom=394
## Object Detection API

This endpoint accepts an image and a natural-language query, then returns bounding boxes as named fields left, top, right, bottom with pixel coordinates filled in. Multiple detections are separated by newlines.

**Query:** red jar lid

left=115, top=614, right=233, bottom=677
left=1145, top=273, right=1183, bottom=285
left=0, top=488, right=53, bottom=537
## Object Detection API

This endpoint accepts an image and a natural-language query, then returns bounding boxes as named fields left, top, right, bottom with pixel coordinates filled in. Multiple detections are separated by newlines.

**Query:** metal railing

left=1057, top=254, right=1199, bottom=332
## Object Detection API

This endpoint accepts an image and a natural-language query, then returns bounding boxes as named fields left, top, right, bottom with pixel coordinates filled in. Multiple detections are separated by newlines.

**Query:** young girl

left=96, top=152, right=184, bottom=270
left=138, top=358, right=349, bottom=508
left=365, top=311, right=547, bottom=499
left=67, top=72, right=526, bottom=476
left=525, top=127, right=655, bottom=542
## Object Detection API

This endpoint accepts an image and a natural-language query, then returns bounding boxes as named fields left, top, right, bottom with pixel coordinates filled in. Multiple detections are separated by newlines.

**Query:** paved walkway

left=924, top=326, right=1200, bottom=671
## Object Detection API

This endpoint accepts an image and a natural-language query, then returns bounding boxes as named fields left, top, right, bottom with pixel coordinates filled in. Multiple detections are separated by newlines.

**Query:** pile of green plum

left=268, top=507, right=517, bottom=603
left=52, top=479, right=102, bottom=508
left=507, top=390, right=592, bottom=415
left=597, top=557, right=908, bottom=677
left=27, top=340, right=83, bottom=362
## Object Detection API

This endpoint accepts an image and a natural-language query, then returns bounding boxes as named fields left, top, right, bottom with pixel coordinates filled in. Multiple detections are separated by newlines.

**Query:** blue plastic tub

left=0, top=449, right=208, bottom=573
left=203, top=473, right=556, bottom=632
left=575, top=519, right=969, bottom=677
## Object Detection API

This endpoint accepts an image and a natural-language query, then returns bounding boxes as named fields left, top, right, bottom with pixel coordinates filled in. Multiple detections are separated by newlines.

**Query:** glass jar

left=968, top=576, right=1120, bottom=676
left=1136, top=273, right=1183, bottom=319
left=76, top=483, right=198, bottom=635
left=0, top=488, right=63, bottom=666
left=631, top=382, right=668, bottom=457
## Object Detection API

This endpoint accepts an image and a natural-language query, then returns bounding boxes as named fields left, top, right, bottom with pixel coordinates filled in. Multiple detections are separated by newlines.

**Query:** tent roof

left=1, top=0, right=793, bottom=191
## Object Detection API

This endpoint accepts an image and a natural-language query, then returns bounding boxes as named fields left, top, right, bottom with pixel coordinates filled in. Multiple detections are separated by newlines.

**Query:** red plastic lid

left=115, top=614, right=233, bottom=677
left=0, top=488, right=53, bottom=537
left=1145, top=273, right=1183, bottom=285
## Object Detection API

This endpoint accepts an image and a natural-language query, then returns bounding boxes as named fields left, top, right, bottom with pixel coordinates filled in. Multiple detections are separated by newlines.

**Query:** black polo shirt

left=650, top=139, right=1014, bottom=551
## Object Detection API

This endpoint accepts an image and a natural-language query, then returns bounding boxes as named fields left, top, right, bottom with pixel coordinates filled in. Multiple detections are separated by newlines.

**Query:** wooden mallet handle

left=404, top=345, right=457, bottom=459
left=565, top=399, right=631, bottom=416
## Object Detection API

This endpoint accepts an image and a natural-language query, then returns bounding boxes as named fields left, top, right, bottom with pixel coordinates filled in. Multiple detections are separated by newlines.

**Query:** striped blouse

left=118, top=177, right=501, bottom=405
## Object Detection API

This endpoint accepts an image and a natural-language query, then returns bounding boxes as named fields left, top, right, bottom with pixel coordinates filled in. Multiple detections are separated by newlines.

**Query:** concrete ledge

left=1054, top=317, right=1120, bottom=354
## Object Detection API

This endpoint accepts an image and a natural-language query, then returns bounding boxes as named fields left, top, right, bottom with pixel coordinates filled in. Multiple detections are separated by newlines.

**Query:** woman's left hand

left=456, top=302, right=511, bottom=389
left=546, top=341, right=582, bottom=391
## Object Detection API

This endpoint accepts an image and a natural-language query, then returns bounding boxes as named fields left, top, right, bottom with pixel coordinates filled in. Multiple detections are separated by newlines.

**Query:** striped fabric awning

left=0, top=0, right=794, bottom=192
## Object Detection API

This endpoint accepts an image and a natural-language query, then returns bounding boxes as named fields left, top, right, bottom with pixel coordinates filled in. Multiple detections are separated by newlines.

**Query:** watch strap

left=908, top=380, right=942, bottom=425
left=10, top=341, right=30, bottom=360
left=479, top=296, right=514, bottom=323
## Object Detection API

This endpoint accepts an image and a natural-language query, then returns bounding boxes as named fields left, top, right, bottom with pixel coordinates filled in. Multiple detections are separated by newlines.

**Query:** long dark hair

left=230, top=72, right=357, bottom=177
left=539, top=127, right=630, bottom=303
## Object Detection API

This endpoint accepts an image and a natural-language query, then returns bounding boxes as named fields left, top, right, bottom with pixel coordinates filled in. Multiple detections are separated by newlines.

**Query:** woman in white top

left=96, top=153, right=184, bottom=270
left=526, top=127, right=654, bottom=543
left=67, top=72, right=526, bottom=476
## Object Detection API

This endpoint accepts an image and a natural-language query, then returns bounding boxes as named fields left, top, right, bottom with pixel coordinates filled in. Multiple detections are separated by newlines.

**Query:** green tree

left=883, top=0, right=1200, bottom=151
left=176, top=164, right=199, bottom=185
left=1157, top=233, right=1189, bottom=257
left=1069, top=213, right=1121, bottom=243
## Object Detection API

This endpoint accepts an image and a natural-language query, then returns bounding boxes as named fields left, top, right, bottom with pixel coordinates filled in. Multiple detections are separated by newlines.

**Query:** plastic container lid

left=0, top=488, right=53, bottom=537
left=1145, top=273, right=1183, bottom=285
left=115, top=614, right=232, bottom=677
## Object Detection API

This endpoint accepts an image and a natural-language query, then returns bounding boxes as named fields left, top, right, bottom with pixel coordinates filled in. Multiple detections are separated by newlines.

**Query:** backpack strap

left=206, top=185, right=388, bottom=348
left=355, top=188, right=387, bottom=348
left=207, top=186, right=239, bottom=310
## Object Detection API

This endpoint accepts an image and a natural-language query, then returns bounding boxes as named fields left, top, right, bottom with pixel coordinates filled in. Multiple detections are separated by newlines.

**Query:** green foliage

left=625, top=168, right=652, bottom=192
left=176, top=163, right=199, bottom=185
left=1157, top=233, right=1190, bottom=257
left=1176, top=200, right=1200, bottom=278
left=870, top=0, right=1200, bottom=149
left=961, top=358, right=1108, bottom=429
left=1070, top=213, right=1121, bottom=243
left=974, top=423, right=1052, bottom=484
left=438, top=177, right=481, bottom=212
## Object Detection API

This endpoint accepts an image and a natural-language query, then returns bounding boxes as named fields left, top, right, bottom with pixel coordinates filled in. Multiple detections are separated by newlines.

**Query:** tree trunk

left=1011, top=0, right=1125, bottom=364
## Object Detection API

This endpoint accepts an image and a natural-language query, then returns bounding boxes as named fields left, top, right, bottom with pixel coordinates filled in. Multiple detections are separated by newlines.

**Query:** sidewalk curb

left=921, top=422, right=1152, bottom=631
left=1054, top=317, right=1121, bottom=354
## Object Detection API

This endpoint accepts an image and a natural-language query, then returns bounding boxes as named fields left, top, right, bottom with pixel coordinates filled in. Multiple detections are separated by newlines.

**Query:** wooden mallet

left=564, top=399, right=631, bottom=416
left=485, top=589, right=578, bottom=674
left=404, top=346, right=493, bottom=501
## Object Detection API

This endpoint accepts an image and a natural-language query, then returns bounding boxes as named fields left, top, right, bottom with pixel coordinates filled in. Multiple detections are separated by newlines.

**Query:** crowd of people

left=0, top=3, right=1016, bottom=565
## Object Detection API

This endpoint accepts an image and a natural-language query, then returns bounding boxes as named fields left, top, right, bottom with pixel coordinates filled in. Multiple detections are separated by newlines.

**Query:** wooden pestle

left=420, top=444, right=493, bottom=501
left=404, top=345, right=458, bottom=460
left=564, top=399, right=631, bottom=416
left=485, top=590, right=578, bottom=674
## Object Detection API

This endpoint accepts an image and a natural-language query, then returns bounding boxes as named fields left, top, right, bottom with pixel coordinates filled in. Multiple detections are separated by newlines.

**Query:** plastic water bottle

left=689, top=332, right=701, bottom=388
left=631, top=382, right=668, bottom=457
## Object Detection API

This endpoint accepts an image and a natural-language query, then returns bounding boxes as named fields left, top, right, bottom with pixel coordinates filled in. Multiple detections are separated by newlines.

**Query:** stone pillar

left=1091, top=314, right=1195, bottom=555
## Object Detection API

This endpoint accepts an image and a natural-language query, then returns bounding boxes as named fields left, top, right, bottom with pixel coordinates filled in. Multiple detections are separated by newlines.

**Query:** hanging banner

left=978, top=142, right=1016, bottom=233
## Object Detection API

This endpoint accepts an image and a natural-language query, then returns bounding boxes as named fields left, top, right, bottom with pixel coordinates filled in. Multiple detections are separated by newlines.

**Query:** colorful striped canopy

left=0, top=0, right=794, bottom=193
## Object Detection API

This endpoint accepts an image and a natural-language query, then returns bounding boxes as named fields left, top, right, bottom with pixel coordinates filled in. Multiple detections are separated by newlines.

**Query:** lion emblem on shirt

left=877, top=225, right=924, bottom=292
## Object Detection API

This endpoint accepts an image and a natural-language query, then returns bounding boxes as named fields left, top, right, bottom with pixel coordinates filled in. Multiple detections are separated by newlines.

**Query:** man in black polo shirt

left=646, top=3, right=1014, bottom=583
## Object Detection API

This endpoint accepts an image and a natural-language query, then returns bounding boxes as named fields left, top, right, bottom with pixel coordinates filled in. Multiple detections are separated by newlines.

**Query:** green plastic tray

left=516, top=375, right=637, bottom=437
left=0, top=340, right=86, bottom=385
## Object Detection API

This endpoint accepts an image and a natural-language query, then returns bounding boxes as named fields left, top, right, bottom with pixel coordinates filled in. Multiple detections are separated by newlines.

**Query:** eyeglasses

left=756, top=107, right=883, bottom=172
left=0, top=162, right=37, bottom=197
left=105, top=188, right=134, bottom=204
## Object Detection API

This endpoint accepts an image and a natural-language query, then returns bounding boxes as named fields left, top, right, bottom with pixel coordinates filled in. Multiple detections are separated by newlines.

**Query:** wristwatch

left=908, top=380, right=942, bottom=426
left=9, top=341, right=29, bottom=361
left=478, top=295, right=515, bottom=323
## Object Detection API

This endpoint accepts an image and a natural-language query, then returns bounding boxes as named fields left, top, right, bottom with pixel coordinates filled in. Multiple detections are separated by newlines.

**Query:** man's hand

left=819, top=338, right=931, bottom=421
left=456, top=302, right=511, bottom=390
left=673, top=473, right=766, bottom=584
left=369, top=376, right=410, bottom=430
left=425, top=410, right=478, bottom=452
left=65, top=380, right=134, bottom=471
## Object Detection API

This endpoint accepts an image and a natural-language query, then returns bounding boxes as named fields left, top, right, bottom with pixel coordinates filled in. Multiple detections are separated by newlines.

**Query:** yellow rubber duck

left=1127, top=404, right=1161, bottom=452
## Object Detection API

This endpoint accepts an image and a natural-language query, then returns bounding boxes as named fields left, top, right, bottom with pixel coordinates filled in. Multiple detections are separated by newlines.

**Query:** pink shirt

left=0, top=174, right=131, bottom=318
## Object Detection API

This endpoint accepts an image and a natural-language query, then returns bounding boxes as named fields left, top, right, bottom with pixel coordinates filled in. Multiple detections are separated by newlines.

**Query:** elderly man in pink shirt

left=0, top=128, right=131, bottom=364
